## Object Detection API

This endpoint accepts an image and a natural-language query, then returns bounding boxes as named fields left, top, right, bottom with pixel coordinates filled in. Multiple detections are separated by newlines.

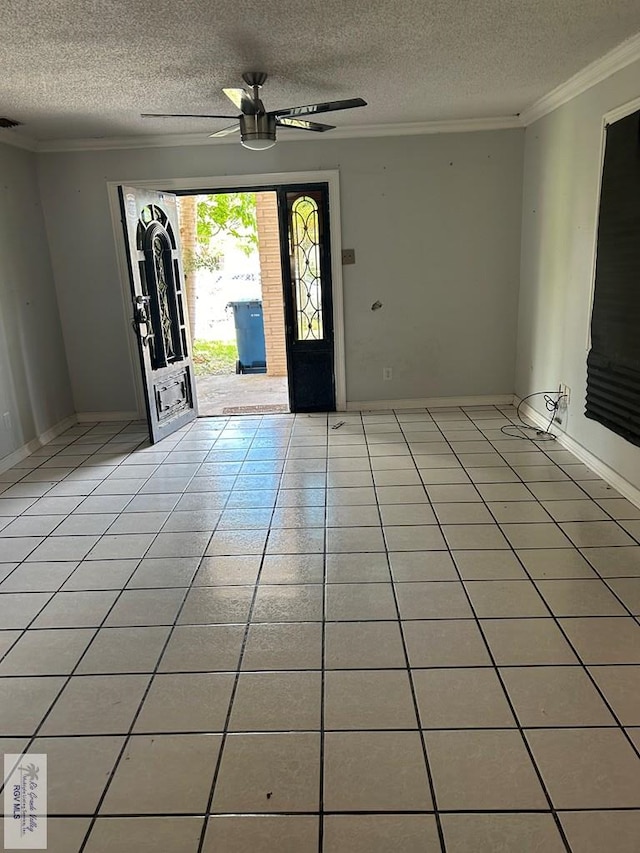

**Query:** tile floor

left=0, top=406, right=640, bottom=852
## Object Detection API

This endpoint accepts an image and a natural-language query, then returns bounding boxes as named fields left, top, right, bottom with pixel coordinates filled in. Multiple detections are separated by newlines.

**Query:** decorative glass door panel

left=120, top=187, right=198, bottom=443
left=279, top=184, right=335, bottom=412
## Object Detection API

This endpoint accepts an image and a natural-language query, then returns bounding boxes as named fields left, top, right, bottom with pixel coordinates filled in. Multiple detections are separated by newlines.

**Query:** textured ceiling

left=2, top=0, right=640, bottom=141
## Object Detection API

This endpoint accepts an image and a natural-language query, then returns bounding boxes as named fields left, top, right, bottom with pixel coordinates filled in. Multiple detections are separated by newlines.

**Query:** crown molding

left=521, top=31, right=640, bottom=126
left=36, top=115, right=522, bottom=153
left=0, top=130, right=39, bottom=152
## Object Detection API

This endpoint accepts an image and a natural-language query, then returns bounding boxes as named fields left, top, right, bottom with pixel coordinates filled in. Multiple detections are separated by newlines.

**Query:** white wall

left=0, top=141, right=74, bottom=462
left=37, top=130, right=524, bottom=413
left=517, top=59, right=640, bottom=491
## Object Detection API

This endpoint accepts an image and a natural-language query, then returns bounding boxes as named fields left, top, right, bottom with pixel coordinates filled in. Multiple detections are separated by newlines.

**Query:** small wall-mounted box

left=341, top=249, right=356, bottom=265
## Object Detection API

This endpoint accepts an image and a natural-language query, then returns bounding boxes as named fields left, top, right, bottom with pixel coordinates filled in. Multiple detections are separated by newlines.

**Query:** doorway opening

left=175, top=190, right=289, bottom=416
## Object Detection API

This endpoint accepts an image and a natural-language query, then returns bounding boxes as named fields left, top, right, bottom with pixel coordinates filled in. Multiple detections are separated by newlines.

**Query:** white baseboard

left=346, top=394, right=514, bottom=412
left=519, top=400, right=640, bottom=509
left=0, top=414, right=78, bottom=475
left=76, top=411, right=141, bottom=423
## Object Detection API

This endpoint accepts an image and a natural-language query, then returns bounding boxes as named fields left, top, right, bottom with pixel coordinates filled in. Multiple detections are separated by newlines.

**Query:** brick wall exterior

left=255, top=192, right=287, bottom=377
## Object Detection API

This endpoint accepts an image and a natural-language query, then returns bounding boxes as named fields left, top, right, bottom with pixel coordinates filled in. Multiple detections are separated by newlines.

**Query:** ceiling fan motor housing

left=240, top=113, right=276, bottom=146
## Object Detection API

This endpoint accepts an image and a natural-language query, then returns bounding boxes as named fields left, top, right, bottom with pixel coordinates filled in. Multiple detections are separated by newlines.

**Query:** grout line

left=365, top=411, right=448, bottom=853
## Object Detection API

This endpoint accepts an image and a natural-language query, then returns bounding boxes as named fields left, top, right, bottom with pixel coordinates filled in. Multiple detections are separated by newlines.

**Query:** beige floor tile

left=33, top=735, right=124, bottom=814
left=526, top=728, right=640, bottom=808
left=487, top=501, right=552, bottom=523
left=85, top=817, right=203, bottom=853
left=441, top=813, right=565, bottom=853
left=326, top=582, right=397, bottom=620
left=267, top=527, right=326, bottom=554
left=0, top=591, right=52, bottom=628
left=326, top=553, right=390, bottom=583
left=0, top=560, right=77, bottom=592
left=192, top=555, right=261, bottom=586
left=501, top=666, right=615, bottom=726
left=443, top=524, right=510, bottom=550
left=213, top=733, right=320, bottom=813
left=452, top=549, right=527, bottom=580
left=323, top=815, right=440, bottom=853
left=159, top=624, right=245, bottom=671
left=476, top=483, right=533, bottom=502
left=435, top=503, right=494, bottom=524
left=501, top=523, right=573, bottom=549
left=426, top=484, right=482, bottom=503
left=559, top=811, right=640, bottom=853
left=0, top=675, right=65, bottom=734
left=426, top=730, right=547, bottom=809
left=413, top=668, right=515, bottom=728
left=324, top=731, right=432, bottom=810
left=516, top=548, right=596, bottom=579
left=581, top=546, right=640, bottom=577
left=326, top=526, right=386, bottom=553
left=242, top=622, right=322, bottom=670
left=41, top=674, right=150, bottom=734
left=102, top=734, right=221, bottom=813
left=560, top=521, right=636, bottom=548
left=62, top=559, right=140, bottom=590
left=203, top=816, right=318, bottom=853
left=126, top=556, right=199, bottom=588
left=134, top=672, right=235, bottom=732
left=16, top=817, right=91, bottom=853
left=389, top=551, right=458, bottom=581
left=395, top=581, right=473, bottom=619
left=326, top=505, right=380, bottom=527
left=559, top=617, right=640, bottom=663
left=465, top=579, right=548, bottom=617
left=588, top=665, right=640, bottom=725
left=325, top=621, right=406, bottom=668
left=607, top=578, right=640, bottom=614
left=597, top=498, right=640, bottom=520
left=324, top=670, right=416, bottom=729
left=542, top=499, right=610, bottom=522
left=76, top=626, right=170, bottom=674
left=259, top=554, right=324, bottom=584
left=229, top=672, right=321, bottom=731
left=205, top=529, right=268, bottom=556
left=0, top=628, right=95, bottom=675
left=384, top=525, right=447, bottom=551
left=380, top=503, right=436, bottom=525
left=30, top=590, right=119, bottom=628
left=482, top=618, right=578, bottom=665
left=403, top=619, right=491, bottom=667
left=178, top=586, right=254, bottom=624
left=104, top=588, right=186, bottom=627
left=535, top=578, right=627, bottom=616
left=253, top=584, right=323, bottom=621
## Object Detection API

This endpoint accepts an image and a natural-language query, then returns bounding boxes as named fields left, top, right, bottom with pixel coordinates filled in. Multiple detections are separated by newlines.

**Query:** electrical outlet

left=383, top=367, right=393, bottom=381
left=554, top=385, right=571, bottom=424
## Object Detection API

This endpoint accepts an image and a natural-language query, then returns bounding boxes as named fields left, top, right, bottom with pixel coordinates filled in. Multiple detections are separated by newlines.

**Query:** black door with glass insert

left=119, top=186, right=198, bottom=443
left=278, top=184, right=335, bottom=412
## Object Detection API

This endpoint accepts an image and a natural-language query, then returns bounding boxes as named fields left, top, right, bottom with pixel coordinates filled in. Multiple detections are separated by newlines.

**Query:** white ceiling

left=2, top=0, right=640, bottom=142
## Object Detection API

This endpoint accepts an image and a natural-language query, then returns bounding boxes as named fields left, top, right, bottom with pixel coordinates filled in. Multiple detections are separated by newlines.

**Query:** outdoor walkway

left=195, top=375, right=289, bottom=416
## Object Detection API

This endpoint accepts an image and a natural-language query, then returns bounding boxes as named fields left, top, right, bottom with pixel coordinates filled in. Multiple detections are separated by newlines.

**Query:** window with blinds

left=586, top=109, right=640, bottom=445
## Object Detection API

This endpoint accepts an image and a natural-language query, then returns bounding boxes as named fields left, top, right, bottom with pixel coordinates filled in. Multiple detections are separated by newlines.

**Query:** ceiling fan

left=142, top=72, right=367, bottom=150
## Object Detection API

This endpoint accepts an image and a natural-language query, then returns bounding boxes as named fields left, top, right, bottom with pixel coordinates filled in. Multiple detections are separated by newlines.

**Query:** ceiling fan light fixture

left=239, top=113, right=276, bottom=150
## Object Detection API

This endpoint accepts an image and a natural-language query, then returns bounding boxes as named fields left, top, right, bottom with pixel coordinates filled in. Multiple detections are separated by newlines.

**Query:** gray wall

left=517, top=59, right=640, bottom=491
left=37, top=130, right=524, bottom=413
left=0, top=141, right=74, bottom=462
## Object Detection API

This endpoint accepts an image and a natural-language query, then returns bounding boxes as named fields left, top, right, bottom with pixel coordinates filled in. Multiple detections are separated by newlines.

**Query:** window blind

left=586, top=110, right=640, bottom=445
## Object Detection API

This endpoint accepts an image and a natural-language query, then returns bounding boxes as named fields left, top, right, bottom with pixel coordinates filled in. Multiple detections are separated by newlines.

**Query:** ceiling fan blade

left=276, top=117, right=335, bottom=132
left=209, top=124, right=240, bottom=138
left=270, top=97, right=367, bottom=120
left=141, top=113, right=237, bottom=119
left=223, top=87, right=261, bottom=115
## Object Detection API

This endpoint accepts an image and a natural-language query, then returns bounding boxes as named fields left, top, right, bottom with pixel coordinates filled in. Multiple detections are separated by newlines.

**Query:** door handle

left=133, top=295, right=152, bottom=346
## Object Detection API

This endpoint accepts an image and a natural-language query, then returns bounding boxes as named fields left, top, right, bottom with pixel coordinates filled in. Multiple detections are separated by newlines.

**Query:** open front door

left=279, top=184, right=336, bottom=412
left=119, top=186, right=198, bottom=443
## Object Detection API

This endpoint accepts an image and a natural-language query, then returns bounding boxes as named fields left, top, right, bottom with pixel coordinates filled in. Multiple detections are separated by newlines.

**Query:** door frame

left=107, top=170, right=347, bottom=415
